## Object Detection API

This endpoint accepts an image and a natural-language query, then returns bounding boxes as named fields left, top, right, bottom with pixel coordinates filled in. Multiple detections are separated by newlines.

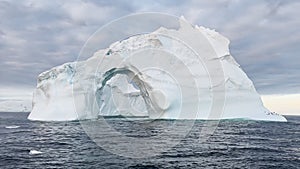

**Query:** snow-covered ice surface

left=0, top=100, right=31, bottom=112
left=28, top=17, right=286, bottom=122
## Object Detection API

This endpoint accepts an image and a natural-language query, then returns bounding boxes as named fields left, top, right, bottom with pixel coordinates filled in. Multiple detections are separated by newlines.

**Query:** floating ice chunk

left=29, top=150, right=43, bottom=155
left=5, top=125, right=20, bottom=129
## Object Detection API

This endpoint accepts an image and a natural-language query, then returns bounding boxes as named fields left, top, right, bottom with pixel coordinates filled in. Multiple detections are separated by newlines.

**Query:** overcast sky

left=0, top=0, right=299, bottom=95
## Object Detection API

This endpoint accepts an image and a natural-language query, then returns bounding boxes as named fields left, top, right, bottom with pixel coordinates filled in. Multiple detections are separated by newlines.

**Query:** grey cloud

left=0, top=0, right=299, bottom=95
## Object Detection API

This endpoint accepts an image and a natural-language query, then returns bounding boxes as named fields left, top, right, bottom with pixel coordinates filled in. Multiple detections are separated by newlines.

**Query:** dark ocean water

left=0, top=112, right=299, bottom=169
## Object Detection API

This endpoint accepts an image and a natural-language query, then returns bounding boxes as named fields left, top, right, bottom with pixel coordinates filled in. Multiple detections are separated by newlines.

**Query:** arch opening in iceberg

left=95, top=67, right=167, bottom=118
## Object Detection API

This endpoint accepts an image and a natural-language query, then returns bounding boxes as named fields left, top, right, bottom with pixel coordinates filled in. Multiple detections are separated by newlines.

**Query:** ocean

left=0, top=112, right=299, bottom=169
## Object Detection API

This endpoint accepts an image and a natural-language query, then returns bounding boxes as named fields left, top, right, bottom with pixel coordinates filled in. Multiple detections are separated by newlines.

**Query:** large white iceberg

left=28, top=17, right=286, bottom=122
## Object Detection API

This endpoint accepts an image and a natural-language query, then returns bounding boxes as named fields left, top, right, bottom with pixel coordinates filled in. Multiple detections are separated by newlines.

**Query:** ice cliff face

left=28, top=18, right=286, bottom=122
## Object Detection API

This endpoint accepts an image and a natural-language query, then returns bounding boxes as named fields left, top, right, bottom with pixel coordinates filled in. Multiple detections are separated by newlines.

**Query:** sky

left=0, top=0, right=299, bottom=115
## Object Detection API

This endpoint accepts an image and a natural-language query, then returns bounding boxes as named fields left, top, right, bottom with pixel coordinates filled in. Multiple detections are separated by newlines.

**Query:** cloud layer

left=0, top=0, right=299, bottom=94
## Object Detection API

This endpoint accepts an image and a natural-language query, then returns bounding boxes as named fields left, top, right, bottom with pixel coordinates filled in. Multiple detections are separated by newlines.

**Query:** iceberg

left=28, top=17, right=286, bottom=122
left=0, top=99, right=31, bottom=112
